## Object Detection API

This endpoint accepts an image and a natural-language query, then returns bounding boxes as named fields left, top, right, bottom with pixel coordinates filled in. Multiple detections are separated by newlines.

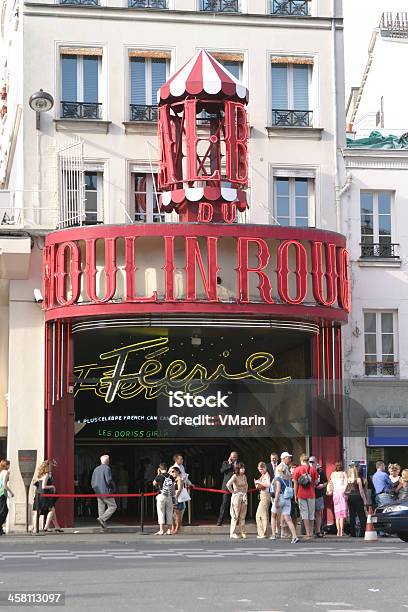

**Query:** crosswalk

left=0, top=545, right=407, bottom=561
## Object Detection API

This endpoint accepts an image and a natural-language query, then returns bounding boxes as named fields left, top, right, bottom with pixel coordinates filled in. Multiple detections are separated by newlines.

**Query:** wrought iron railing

left=201, top=0, right=240, bottom=13
left=130, top=104, right=158, bottom=122
left=272, top=109, right=312, bottom=127
left=360, top=243, right=399, bottom=258
left=364, top=361, right=399, bottom=377
left=59, top=0, right=99, bottom=5
left=128, top=0, right=168, bottom=8
left=61, top=101, right=102, bottom=120
left=271, top=0, right=310, bottom=16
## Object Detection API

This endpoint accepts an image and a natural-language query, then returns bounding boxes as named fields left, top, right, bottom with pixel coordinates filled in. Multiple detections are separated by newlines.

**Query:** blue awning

left=367, top=425, right=408, bottom=447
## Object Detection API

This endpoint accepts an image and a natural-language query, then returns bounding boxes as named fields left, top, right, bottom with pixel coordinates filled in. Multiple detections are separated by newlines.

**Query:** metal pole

left=140, top=493, right=144, bottom=533
left=25, top=485, right=29, bottom=533
left=187, top=498, right=192, bottom=526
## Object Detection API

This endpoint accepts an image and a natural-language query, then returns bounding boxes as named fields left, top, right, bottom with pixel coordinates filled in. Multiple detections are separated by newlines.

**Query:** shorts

left=298, top=497, right=316, bottom=521
left=271, top=495, right=291, bottom=516
left=175, top=501, right=185, bottom=511
left=315, top=497, right=325, bottom=512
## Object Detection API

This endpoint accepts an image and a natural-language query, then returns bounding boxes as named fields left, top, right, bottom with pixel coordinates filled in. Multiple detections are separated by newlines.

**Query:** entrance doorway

left=74, top=436, right=305, bottom=524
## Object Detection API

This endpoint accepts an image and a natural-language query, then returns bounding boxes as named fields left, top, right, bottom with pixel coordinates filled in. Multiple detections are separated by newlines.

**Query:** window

left=129, top=57, right=168, bottom=121
left=275, top=177, right=313, bottom=226
left=271, top=63, right=311, bottom=126
left=84, top=171, right=103, bottom=224
left=133, top=173, right=163, bottom=223
left=61, top=52, right=101, bottom=119
left=360, top=191, right=396, bottom=257
left=364, top=311, right=398, bottom=376
left=219, top=60, right=241, bottom=80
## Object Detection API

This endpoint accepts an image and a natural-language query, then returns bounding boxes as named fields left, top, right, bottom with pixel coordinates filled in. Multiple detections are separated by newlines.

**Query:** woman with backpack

left=153, top=463, right=175, bottom=535
left=328, top=461, right=348, bottom=537
left=271, top=464, right=299, bottom=543
left=345, top=466, right=367, bottom=537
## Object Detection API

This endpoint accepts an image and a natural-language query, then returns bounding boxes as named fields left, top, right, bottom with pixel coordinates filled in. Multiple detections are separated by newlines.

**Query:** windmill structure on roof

left=157, top=50, right=249, bottom=223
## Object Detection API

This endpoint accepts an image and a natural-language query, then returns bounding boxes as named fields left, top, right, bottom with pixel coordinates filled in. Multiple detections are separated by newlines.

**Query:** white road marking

left=315, top=603, right=352, bottom=607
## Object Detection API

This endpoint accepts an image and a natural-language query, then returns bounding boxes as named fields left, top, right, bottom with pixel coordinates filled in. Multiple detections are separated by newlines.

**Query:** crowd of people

left=1, top=452, right=408, bottom=537
left=215, top=452, right=408, bottom=541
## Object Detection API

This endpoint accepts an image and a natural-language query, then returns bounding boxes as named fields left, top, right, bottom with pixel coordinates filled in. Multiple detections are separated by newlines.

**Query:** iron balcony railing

left=271, top=0, right=310, bottom=16
left=201, top=0, right=240, bottom=13
left=128, top=0, right=168, bottom=8
left=272, top=109, right=312, bottom=127
left=61, top=101, right=102, bottom=120
left=360, top=242, right=399, bottom=258
left=130, top=104, right=158, bottom=122
left=59, top=0, right=99, bottom=4
left=364, top=361, right=399, bottom=377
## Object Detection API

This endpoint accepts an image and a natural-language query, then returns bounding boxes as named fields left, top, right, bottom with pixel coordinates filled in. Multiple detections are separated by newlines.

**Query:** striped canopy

left=158, top=50, right=248, bottom=104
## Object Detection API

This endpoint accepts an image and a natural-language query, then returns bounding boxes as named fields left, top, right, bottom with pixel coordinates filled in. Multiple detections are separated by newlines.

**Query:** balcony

left=272, top=109, right=313, bottom=127
left=364, top=361, right=399, bottom=377
left=61, top=101, right=102, bottom=120
left=360, top=242, right=399, bottom=259
left=271, top=0, right=310, bottom=16
left=59, top=0, right=99, bottom=4
left=130, top=104, right=158, bottom=122
left=201, top=0, right=240, bottom=13
left=128, top=0, right=168, bottom=8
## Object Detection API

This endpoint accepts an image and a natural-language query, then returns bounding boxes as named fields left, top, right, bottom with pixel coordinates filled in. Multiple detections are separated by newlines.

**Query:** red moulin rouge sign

left=43, top=225, right=350, bottom=321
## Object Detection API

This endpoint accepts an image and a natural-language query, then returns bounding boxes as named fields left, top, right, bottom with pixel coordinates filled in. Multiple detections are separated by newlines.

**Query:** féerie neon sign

left=74, top=337, right=290, bottom=404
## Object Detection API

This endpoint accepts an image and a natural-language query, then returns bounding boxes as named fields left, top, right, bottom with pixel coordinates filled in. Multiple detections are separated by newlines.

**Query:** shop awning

left=367, top=425, right=408, bottom=447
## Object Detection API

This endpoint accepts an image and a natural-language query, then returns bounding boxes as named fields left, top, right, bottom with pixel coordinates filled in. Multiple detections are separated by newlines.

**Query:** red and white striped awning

left=158, top=50, right=248, bottom=104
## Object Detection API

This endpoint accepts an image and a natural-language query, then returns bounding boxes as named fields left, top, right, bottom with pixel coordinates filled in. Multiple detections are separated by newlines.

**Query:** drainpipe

left=332, top=0, right=343, bottom=233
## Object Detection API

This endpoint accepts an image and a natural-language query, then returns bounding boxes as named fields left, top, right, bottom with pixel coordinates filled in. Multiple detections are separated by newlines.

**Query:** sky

left=343, top=0, right=407, bottom=94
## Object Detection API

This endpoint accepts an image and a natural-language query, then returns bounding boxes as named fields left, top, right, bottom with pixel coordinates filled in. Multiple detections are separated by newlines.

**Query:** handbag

left=283, top=479, right=294, bottom=500
left=178, top=486, right=191, bottom=503
left=326, top=479, right=334, bottom=496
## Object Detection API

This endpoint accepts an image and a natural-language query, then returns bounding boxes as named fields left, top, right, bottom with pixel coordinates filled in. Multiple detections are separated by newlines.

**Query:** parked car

left=373, top=500, right=408, bottom=542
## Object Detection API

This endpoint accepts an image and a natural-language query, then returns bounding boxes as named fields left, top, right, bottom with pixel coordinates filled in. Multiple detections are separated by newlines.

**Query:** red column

left=45, top=321, right=74, bottom=527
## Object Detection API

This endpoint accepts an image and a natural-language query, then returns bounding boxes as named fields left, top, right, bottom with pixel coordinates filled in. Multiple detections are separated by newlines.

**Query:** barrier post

left=140, top=493, right=144, bottom=532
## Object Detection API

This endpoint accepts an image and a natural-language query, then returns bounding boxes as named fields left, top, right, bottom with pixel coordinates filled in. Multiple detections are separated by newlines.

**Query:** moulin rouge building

left=40, top=52, right=350, bottom=526
left=0, top=0, right=348, bottom=528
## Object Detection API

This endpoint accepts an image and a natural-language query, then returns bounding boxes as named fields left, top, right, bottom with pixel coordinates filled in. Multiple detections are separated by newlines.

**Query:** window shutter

left=293, top=65, right=309, bottom=110
left=61, top=55, right=77, bottom=102
left=151, top=59, right=167, bottom=106
left=83, top=56, right=99, bottom=104
left=272, top=64, right=288, bottom=110
left=130, top=58, right=146, bottom=105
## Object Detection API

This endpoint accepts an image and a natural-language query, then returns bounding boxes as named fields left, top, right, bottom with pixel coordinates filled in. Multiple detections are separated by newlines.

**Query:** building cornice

left=342, top=147, right=408, bottom=170
left=23, top=4, right=343, bottom=29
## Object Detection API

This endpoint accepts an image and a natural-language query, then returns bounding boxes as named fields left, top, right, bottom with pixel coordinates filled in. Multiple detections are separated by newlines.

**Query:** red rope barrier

left=41, top=487, right=258, bottom=498
left=41, top=492, right=157, bottom=498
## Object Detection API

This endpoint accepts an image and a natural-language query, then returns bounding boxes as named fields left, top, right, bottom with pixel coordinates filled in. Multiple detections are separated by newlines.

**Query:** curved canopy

left=158, top=49, right=249, bottom=104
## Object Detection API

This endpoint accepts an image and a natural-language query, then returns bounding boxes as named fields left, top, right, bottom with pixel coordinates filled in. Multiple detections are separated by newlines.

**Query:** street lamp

left=28, top=89, right=54, bottom=129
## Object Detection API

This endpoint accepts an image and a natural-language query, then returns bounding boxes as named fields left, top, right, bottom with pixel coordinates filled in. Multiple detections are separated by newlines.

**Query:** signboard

left=18, top=450, right=37, bottom=486
left=43, top=225, right=350, bottom=322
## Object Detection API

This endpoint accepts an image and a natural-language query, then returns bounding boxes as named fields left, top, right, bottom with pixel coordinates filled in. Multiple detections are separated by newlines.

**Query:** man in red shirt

left=293, top=453, right=319, bottom=540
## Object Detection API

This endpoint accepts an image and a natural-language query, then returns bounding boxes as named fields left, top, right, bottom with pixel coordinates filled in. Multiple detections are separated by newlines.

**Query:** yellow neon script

left=74, top=337, right=291, bottom=404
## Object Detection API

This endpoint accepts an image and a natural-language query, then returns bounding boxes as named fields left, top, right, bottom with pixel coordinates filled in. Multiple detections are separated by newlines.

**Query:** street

left=1, top=534, right=408, bottom=611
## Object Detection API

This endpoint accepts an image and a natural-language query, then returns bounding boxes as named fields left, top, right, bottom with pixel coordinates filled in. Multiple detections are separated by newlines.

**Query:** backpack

left=161, top=475, right=174, bottom=497
left=298, top=467, right=312, bottom=488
